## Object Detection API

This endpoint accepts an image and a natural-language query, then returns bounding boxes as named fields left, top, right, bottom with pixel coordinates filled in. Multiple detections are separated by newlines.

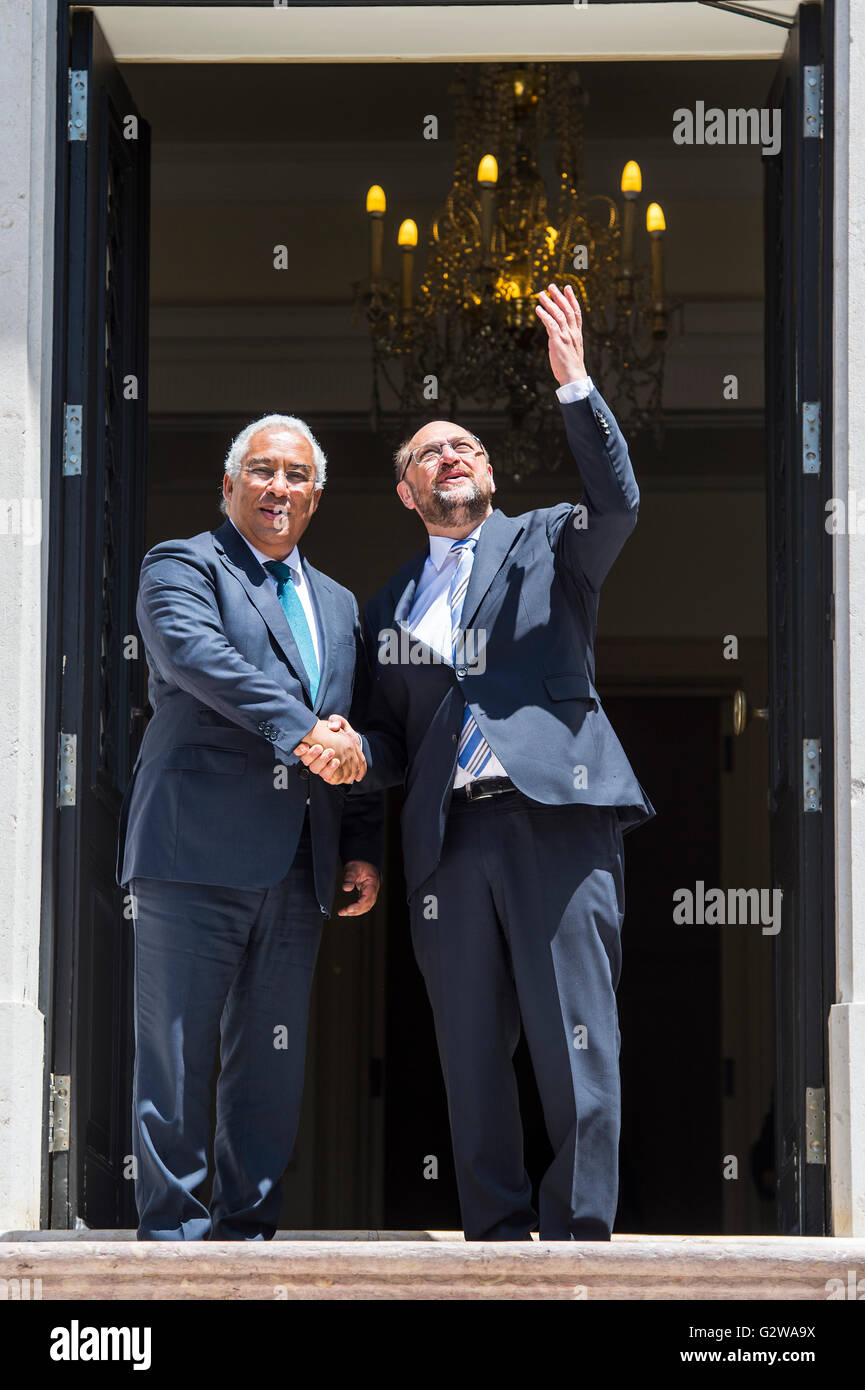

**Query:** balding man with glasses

left=297, top=285, right=655, bottom=1242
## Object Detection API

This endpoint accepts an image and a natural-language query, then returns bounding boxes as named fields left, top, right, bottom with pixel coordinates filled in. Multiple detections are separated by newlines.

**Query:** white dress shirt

left=406, top=378, right=594, bottom=787
left=556, top=375, right=594, bottom=405
left=227, top=516, right=322, bottom=670
left=407, top=520, right=508, bottom=788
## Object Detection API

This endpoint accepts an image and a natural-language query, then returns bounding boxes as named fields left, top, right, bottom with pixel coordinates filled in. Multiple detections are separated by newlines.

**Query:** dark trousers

left=409, top=794, right=625, bottom=1241
left=130, top=820, right=323, bottom=1240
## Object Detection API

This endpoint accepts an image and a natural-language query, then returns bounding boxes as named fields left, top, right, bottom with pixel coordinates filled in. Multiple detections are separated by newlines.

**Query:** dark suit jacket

left=116, top=518, right=382, bottom=909
left=357, top=388, right=655, bottom=897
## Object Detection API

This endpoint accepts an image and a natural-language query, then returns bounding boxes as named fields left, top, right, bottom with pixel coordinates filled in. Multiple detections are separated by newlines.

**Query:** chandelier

left=356, top=64, right=674, bottom=478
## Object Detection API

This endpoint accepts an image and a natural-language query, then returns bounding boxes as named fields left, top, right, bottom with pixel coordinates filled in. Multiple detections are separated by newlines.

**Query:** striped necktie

left=448, top=537, right=494, bottom=779
left=263, top=559, right=320, bottom=703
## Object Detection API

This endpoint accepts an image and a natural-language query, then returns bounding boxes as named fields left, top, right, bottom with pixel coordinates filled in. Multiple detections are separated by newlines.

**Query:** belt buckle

left=465, top=779, right=493, bottom=801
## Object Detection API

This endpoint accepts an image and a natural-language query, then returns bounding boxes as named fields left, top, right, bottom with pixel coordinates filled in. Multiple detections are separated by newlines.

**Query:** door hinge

left=802, top=402, right=821, bottom=474
left=63, top=404, right=82, bottom=476
left=805, top=1085, right=826, bottom=1164
left=803, top=738, right=821, bottom=812
left=67, top=70, right=87, bottom=141
left=57, top=732, right=77, bottom=808
left=48, top=1074, right=71, bottom=1153
left=803, top=64, right=823, bottom=139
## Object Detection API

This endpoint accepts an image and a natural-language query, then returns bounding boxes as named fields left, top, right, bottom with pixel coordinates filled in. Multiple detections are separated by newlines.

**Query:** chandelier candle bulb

left=477, top=154, right=498, bottom=185
left=398, top=218, right=418, bottom=312
left=620, top=160, right=642, bottom=195
left=366, top=184, right=386, bottom=286
left=477, top=154, right=498, bottom=268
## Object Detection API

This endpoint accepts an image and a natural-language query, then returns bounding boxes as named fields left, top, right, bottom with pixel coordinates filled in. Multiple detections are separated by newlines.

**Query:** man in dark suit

left=297, top=284, right=655, bottom=1241
left=116, top=413, right=381, bottom=1240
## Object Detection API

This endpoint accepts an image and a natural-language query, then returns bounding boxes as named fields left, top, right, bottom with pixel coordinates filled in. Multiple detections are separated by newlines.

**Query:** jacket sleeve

left=547, top=388, right=640, bottom=592
left=136, top=549, right=316, bottom=761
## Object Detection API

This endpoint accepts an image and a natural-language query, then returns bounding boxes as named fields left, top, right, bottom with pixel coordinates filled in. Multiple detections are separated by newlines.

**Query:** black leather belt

left=452, top=776, right=517, bottom=802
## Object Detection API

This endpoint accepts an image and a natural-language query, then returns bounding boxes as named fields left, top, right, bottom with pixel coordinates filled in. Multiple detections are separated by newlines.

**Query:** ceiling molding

left=93, top=3, right=798, bottom=63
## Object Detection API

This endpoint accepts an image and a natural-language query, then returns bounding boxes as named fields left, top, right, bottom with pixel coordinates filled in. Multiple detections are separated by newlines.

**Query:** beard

left=410, top=475, right=491, bottom=529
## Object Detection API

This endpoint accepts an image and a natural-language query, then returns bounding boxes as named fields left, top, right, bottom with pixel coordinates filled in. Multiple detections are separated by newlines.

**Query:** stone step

left=2, top=1235, right=865, bottom=1300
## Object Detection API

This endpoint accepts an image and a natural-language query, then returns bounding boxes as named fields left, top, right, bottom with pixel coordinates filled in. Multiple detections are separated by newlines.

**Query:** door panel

left=50, top=10, right=150, bottom=1228
left=763, top=1, right=833, bottom=1234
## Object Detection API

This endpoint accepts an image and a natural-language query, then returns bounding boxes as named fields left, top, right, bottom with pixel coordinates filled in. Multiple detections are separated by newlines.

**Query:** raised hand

left=535, top=283, right=588, bottom=386
left=294, top=714, right=366, bottom=785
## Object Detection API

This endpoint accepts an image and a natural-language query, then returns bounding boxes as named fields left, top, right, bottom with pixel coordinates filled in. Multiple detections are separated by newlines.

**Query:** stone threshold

left=2, top=1234, right=865, bottom=1299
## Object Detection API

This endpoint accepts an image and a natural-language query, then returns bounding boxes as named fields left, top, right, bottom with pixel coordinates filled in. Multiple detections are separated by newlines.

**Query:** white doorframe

left=829, top=0, right=865, bottom=1238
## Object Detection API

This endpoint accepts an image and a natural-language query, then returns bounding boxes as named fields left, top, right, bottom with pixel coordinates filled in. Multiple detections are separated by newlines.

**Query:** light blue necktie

left=264, top=559, right=320, bottom=703
left=448, top=538, right=494, bottom=779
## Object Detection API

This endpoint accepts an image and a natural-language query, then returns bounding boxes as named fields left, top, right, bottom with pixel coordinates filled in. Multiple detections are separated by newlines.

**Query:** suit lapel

left=460, top=509, right=525, bottom=630
left=212, top=520, right=313, bottom=700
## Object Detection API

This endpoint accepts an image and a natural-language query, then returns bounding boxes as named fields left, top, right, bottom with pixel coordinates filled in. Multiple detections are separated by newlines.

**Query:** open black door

left=47, top=9, right=150, bottom=1228
left=763, top=1, right=834, bottom=1235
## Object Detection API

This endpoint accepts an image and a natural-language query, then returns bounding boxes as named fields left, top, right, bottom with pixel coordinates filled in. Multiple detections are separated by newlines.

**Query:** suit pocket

left=164, top=744, right=247, bottom=775
left=543, top=673, right=596, bottom=703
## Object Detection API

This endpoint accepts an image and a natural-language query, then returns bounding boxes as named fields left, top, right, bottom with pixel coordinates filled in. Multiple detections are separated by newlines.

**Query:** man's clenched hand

left=294, top=714, right=366, bottom=784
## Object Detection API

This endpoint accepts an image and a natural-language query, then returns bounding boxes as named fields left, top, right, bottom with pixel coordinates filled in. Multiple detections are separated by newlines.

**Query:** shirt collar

left=228, top=515, right=301, bottom=576
left=428, top=519, right=486, bottom=572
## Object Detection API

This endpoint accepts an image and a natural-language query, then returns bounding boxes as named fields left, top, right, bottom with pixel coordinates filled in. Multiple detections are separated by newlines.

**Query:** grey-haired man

left=116, top=414, right=381, bottom=1239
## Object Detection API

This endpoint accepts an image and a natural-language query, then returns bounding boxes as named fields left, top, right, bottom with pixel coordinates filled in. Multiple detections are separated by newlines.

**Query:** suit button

left=298, top=765, right=310, bottom=781
left=452, top=734, right=458, bottom=744
left=456, top=666, right=467, bottom=678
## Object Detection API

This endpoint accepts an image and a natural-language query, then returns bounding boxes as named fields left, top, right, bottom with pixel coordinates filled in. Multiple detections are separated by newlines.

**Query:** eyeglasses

left=242, top=464, right=314, bottom=488
left=400, top=435, right=484, bottom=483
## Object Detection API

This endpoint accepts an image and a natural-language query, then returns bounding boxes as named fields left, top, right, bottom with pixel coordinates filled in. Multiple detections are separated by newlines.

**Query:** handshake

left=293, top=715, right=366, bottom=785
